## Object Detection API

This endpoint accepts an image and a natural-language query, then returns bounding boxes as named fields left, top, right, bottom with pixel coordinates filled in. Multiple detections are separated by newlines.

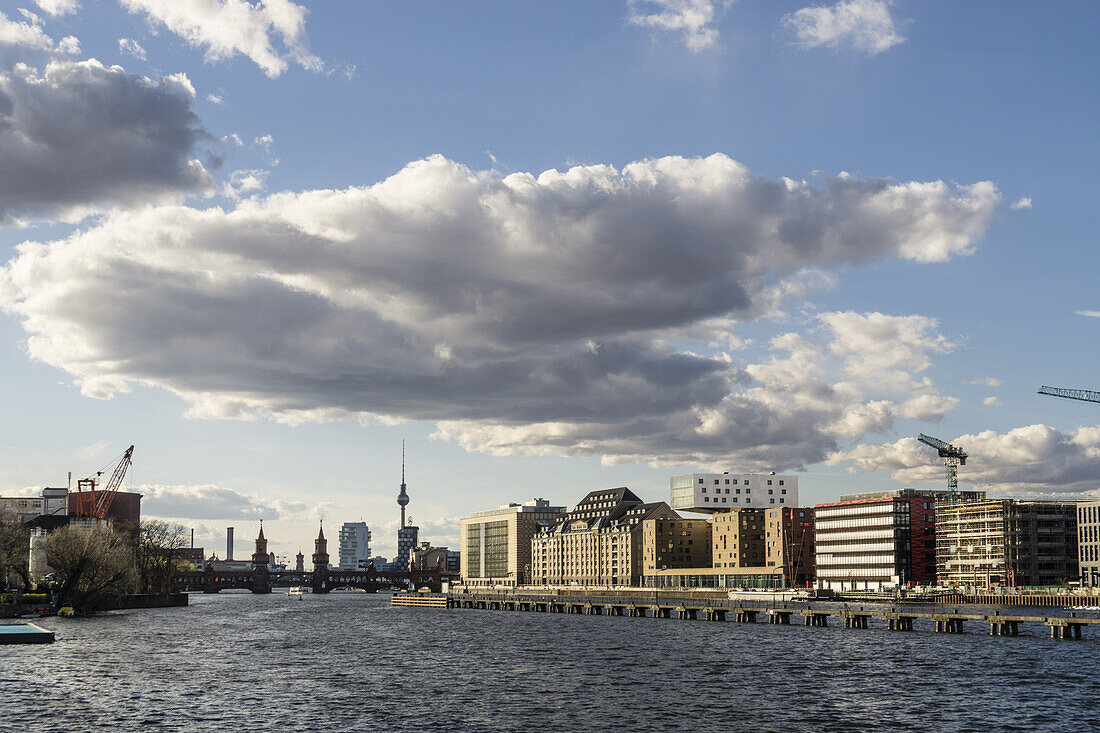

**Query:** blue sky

left=1, top=0, right=1098, bottom=560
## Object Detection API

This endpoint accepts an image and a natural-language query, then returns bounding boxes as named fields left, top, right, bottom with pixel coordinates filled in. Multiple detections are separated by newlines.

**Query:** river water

left=3, top=592, right=1099, bottom=732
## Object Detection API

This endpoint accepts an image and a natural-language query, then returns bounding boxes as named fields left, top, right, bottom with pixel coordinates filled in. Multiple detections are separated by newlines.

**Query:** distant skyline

left=1, top=1, right=1099, bottom=558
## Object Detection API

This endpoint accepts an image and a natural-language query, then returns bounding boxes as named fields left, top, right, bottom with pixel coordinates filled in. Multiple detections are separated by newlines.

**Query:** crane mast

left=917, top=433, right=967, bottom=504
left=75, top=445, right=134, bottom=525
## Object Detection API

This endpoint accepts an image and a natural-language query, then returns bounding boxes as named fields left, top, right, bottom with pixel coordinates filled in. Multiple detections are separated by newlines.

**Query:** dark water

left=3, top=592, right=1100, bottom=732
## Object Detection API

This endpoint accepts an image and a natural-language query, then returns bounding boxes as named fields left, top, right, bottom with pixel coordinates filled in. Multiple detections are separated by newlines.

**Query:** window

left=714, top=479, right=720, bottom=485
left=702, top=487, right=707, bottom=493
left=779, top=499, right=784, bottom=504
left=781, top=489, right=786, bottom=495
left=704, top=497, right=709, bottom=502
left=770, top=499, right=775, bottom=504
left=767, top=480, right=773, bottom=486
left=721, top=498, right=727, bottom=503
left=768, top=489, right=773, bottom=495
left=725, top=479, right=730, bottom=484
left=744, top=480, right=749, bottom=485
left=698, top=478, right=704, bottom=484
left=779, top=480, right=784, bottom=486
left=736, top=489, right=740, bottom=494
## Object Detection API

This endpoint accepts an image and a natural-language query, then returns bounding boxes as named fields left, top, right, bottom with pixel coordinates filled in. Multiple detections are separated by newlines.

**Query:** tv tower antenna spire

left=397, top=439, right=410, bottom=527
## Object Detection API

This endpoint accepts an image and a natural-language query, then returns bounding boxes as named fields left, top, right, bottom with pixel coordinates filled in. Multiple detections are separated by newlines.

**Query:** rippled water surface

left=4, top=592, right=1100, bottom=732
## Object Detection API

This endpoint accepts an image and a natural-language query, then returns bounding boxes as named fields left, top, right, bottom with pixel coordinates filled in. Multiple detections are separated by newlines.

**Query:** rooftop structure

left=670, top=472, right=798, bottom=514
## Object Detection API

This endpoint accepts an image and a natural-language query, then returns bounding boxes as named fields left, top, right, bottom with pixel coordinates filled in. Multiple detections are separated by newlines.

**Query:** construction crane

left=1038, top=386, right=1100, bottom=404
left=74, top=445, right=134, bottom=524
left=917, top=433, right=967, bottom=505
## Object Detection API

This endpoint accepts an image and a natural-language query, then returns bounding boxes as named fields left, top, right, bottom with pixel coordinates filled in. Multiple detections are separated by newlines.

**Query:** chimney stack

left=227, top=526, right=234, bottom=561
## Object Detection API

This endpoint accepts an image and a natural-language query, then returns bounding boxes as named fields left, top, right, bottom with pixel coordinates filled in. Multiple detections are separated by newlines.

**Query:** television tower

left=397, top=440, right=410, bottom=527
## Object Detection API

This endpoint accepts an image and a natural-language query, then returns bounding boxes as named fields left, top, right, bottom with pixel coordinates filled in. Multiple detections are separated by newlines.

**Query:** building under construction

left=936, top=500, right=1078, bottom=588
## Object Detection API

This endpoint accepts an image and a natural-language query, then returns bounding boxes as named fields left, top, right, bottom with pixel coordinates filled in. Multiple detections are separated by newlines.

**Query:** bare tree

left=0, top=511, right=30, bottom=591
left=47, top=525, right=136, bottom=613
left=129, top=520, right=189, bottom=593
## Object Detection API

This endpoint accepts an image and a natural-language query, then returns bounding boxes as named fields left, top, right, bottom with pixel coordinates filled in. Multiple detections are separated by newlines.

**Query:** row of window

left=816, top=503, right=908, bottom=519
left=816, top=516, right=907, bottom=530
left=703, top=497, right=785, bottom=504
left=700, top=478, right=786, bottom=486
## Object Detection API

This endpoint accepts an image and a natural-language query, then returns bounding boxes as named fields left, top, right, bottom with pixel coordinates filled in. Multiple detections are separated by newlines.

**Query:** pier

left=395, top=591, right=1100, bottom=640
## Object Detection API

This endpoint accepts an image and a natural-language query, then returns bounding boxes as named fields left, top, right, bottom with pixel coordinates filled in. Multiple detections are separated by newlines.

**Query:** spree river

left=4, top=592, right=1099, bottom=732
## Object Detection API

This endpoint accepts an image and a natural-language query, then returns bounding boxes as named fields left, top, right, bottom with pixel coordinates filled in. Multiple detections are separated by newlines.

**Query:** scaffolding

left=936, top=500, right=1078, bottom=588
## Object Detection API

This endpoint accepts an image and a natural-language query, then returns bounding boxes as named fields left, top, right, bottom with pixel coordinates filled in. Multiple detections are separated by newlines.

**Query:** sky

left=1, top=0, right=1099, bottom=561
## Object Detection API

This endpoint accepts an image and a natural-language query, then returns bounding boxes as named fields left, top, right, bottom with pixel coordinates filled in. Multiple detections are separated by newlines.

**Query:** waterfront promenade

left=398, top=591, right=1100, bottom=639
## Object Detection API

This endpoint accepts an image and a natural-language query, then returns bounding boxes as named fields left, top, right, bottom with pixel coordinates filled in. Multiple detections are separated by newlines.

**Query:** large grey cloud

left=0, top=59, right=213, bottom=223
left=1, top=154, right=997, bottom=466
left=139, top=483, right=306, bottom=520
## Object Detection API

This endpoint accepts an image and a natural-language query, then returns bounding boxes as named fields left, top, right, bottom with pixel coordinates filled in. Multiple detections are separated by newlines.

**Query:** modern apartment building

left=670, top=472, right=798, bottom=513
left=815, top=489, right=946, bottom=591
left=936, top=500, right=1079, bottom=588
left=395, top=524, right=419, bottom=572
left=460, top=498, right=566, bottom=587
left=765, top=507, right=815, bottom=587
left=1080, top=501, right=1100, bottom=588
left=711, top=508, right=765, bottom=569
left=530, top=487, right=679, bottom=587
left=338, top=522, right=372, bottom=570
left=642, top=516, right=712, bottom=573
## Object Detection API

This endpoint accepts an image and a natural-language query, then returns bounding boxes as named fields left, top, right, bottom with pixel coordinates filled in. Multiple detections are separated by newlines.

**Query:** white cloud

left=783, top=0, right=904, bottom=55
left=120, top=0, right=323, bottom=78
left=1075, top=310, right=1100, bottom=319
left=982, top=396, right=1001, bottom=407
left=118, top=37, right=147, bottom=60
left=627, top=0, right=731, bottom=52
left=1, top=154, right=998, bottom=467
left=0, top=58, right=214, bottom=223
left=830, top=425, right=1100, bottom=494
left=206, top=92, right=223, bottom=104
left=34, top=0, right=80, bottom=16
left=1010, top=197, right=1032, bottom=210
left=0, top=10, right=55, bottom=50
left=223, top=168, right=268, bottom=199
left=969, top=377, right=1003, bottom=387
left=56, top=35, right=80, bottom=55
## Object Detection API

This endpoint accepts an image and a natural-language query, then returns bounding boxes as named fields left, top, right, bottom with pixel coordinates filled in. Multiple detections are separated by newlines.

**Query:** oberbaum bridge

left=174, top=522, right=442, bottom=594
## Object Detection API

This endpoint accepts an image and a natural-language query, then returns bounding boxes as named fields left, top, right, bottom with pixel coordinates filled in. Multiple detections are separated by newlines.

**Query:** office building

left=395, top=524, right=419, bottom=572
left=815, top=489, right=948, bottom=591
left=1080, top=501, right=1100, bottom=588
left=936, top=500, right=1078, bottom=588
left=338, top=522, right=372, bottom=569
left=530, top=488, right=679, bottom=587
left=670, top=472, right=799, bottom=513
left=460, top=498, right=566, bottom=587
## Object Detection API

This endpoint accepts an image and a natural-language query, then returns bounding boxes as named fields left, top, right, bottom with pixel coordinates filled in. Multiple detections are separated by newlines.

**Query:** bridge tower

left=251, top=521, right=272, bottom=594
left=312, top=521, right=330, bottom=593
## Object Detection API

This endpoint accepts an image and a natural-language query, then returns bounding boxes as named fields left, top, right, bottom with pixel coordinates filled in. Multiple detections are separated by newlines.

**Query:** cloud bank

left=830, top=425, right=1100, bottom=495
left=0, top=58, right=214, bottom=224
left=1, top=153, right=999, bottom=466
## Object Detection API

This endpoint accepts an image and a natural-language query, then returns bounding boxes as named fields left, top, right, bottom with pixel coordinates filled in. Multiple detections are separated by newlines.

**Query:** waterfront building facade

left=530, top=488, right=679, bottom=587
left=670, top=472, right=799, bottom=513
left=1080, top=501, right=1100, bottom=588
left=815, top=489, right=944, bottom=591
left=0, top=487, right=68, bottom=521
left=460, top=498, right=566, bottom=587
left=643, top=566, right=787, bottom=589
left=936, top=500, right=1079, bottom=588
left=642, top=517, right=712, bottom=573
left=338, top=522, right=372, bottom=570
left=765, top=507, right=815, bottom=587
left=711, top=508, right=765, bottom=568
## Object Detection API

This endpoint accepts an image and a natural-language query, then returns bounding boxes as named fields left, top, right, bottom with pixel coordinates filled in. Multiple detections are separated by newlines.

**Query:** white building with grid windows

left=670, top=473, right=798, bottom=514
